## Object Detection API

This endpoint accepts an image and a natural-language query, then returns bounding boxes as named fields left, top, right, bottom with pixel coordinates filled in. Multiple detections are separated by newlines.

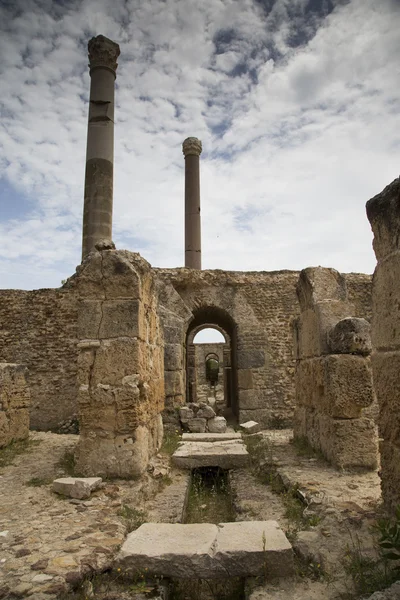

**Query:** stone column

left=82, top=35, right=120, bottom=261
left=183, top=137, right=202, bottom=269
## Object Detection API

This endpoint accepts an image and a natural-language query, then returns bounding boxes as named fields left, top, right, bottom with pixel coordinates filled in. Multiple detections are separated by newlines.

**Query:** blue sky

left=1, top=0, right=400, bottom=290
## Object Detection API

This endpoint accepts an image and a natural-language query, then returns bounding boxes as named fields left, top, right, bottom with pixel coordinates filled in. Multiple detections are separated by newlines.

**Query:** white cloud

left=0, top=0, right=399, bottom=289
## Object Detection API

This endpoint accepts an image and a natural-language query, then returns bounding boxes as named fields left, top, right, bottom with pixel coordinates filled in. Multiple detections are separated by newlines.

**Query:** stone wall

left=293, top=267, right=378, bottom=469
left=73, top=246, right=164, bottom=477
left=366, top=177, right=400, bottom=510
left=0, top=363, right=30, bottom=447
left=0, top=288, right=78, bottom=431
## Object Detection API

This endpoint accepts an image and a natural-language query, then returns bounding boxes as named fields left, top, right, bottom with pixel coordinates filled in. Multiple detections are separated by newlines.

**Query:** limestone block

left=214, top=521, right=293, bottom=578
left=179, top=406, right=194, bottom=423
left=293, top=407, right=320, bottom=450
left=98, top=300, right=141, bottom=339
left=296, top=267, right=347, bottom=311
left=371, top=257, right=400, bottom=350
left=240, top=421, right=261, bottom=434
left=164, top=344, right=183, bottom=370
left=366, top=177, right=400, bottom=262
left=91, top=338, right=141, bottom=386
left=182, top=432, right=242, bottom=442
left=79, top=405, right=117, bottom=436
left=237, top=349, right=265, bottom=369
left=172, top=440, right=249, bottom=469
left=239, top=389, right=265, bottom=410
left=328, top=317, right=372, bottom=356
left=295, top=358, right=324, bottom=409
left=74, top=252, right=104, bottom=298
left=188, top=418, right=207, bottom=433
left=207, top=397, right=216, bottom=409
left=77, top=299, right=102, bottom=338
left=297, top=301, right=354, bottom=358
left=8, top=409, right=29, bottom=441
left=319, top=415, right=378, bottom=470
left=52, top=477, right=102, bottom=500
left=238, top=369, right=253, bottom=389
left=77, top=348, right=95, bottom=386
left=371, top=351, right=400, bottom=443
left=0, top=364, right=30, bottom=448
left=323, top=355, right=375, bottom=418
left=379, top=439, right=400, bottom=512
left=101, top=250, right=142, bottom=299
left=164, top=370, right=184, bottom=396
left=197, top=405, right=216, bottom=419
left=117, top=521, right=293, bottom=579
left=208, top=416, right=227, bottom=433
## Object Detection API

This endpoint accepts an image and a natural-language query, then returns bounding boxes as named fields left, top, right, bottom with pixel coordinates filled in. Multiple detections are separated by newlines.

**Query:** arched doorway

left=186, top=307, right=238, bottom=424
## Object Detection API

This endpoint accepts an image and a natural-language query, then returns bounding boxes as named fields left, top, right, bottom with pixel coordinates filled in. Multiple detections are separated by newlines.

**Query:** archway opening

left=186, top=307, right=238, bottom=425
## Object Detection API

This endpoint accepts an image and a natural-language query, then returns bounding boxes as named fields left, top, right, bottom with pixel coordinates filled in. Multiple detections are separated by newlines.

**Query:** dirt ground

left=0, top=429, right=395, bottom=600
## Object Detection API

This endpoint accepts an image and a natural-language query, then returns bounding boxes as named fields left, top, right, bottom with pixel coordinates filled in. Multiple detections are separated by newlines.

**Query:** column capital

left=88, top=35, right=120, bottom=75
left=182, top=137, right=202, bottom=157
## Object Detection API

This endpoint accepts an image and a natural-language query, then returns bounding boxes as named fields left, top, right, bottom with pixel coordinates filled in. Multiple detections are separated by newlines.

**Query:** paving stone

left=117, top=521, right=293, bottom=579
left=172, top=440, right=249, bottom=469
left=182, top=432, right=242, bottom=442
left=240, top=421, right=261, bottom=433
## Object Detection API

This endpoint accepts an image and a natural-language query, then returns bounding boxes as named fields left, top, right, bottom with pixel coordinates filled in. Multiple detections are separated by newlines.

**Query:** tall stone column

left=82, top=35, right=120, bottom=261
left=183, top=137, right=202, bottom=269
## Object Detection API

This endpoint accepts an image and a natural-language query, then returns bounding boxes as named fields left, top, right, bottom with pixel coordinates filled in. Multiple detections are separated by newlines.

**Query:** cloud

left=0, top=0, right=399, bottom=289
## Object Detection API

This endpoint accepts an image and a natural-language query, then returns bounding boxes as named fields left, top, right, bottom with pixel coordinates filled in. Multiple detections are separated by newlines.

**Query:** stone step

left=117, top=521, right=293, bottom=580
left=172, top=440, right=249, bottom=469
left=182, top=432, right=243, bottom=443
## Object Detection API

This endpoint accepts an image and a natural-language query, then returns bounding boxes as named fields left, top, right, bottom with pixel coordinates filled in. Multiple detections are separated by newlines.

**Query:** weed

left=376, top=504, right=400, bottom=572
left=26, top=476, right=52, bottom=487
left=161, top=431, right=181, bottom=455
left=0, top=438, right=41, bottom=469
left=117, top=504, right=147, bottom=532
left=185, top=467, right=235, bottom=524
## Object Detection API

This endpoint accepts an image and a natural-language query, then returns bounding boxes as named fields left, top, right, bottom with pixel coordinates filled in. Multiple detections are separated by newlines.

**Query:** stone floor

left=0, top=429, right=391, bottom=600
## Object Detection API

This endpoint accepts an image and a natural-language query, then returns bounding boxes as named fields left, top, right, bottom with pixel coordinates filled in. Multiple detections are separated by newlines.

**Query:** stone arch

left=185, top=305, right=239, bottom=421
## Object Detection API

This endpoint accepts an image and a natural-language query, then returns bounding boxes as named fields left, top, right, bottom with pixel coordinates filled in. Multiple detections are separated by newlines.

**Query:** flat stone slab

left=52, top=477, right=102, bottom=499
left=117, top=521, right=293, bottom=579
left=182, top=432, right=243, bottom=443
left=240, top=420, right=261, bottom=433
left=172, top=440, right=249, bottom=469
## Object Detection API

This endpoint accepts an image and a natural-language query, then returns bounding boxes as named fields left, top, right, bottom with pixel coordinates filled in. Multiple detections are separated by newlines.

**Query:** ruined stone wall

left=74, top=247, right=164, bottom=477
left=0, top=288, right=78, bottom=431
left=0, top=363, right=30, bottom=447
left=367, top=177, right=400, bottom=511
left=156, top=268, right=301, bottom=428
left=294, top=267, right=378, bottom=469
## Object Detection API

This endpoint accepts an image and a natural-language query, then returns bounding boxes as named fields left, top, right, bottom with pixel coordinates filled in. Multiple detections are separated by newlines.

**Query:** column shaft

left=82, top=36, right=120, bottom=260
left=183, top=137, right=202, bottom=269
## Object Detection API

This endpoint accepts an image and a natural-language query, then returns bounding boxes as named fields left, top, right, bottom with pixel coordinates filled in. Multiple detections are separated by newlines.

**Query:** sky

left=1, top=0, right=400, bottom=291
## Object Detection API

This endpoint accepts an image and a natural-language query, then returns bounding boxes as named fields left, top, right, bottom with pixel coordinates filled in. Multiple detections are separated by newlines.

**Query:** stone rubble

left=52, top=477, right=103, bottom=500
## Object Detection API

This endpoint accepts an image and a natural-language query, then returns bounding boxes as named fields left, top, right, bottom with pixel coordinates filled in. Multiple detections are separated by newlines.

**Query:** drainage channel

left=169, top=466, right=245, bottom=600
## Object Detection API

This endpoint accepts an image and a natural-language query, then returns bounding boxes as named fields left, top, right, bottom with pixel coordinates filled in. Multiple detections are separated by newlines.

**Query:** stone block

left=366, top=177, right=400, bottom=262
left=52, top=477, right=102, bottom=500
left=187, top=418, right=207, bottom=433
left=164, top=370, right=184, bottom=397
left=75, top=252, right=104, bottom=298
left=77, top=299, right=102, bottom=339
left=371, top=351, right=400, bottom=443
left=296, top=267, right=347, bottom=311
left=323, top=354, right=375, bottom=418
left=240, top=420, right=261, bottom=434
left=164, top=344, right=183, bottom=370
left=207, top=416, right=227, bottom=433
left=101, top=250, right=142, bottom=299
left=182, top=432, right=242, bottom=442
left=328, top=317, right=372, bottom=356
left=379, top=439, right=400, bottom=512
left=179, top=406, right=194, bottom=423
left=295, top=358, right=325, bottom=409
left=297, top=301, right=354, bottom=359
left=197, top=405, right=216, bottom=419
left=237, top=369, right=253, bottom=389
left=239, top=389, right=265, bottom=410
left=371, top=256, right=400, bottom=350
left=91, top=338, right=142, bottom=386
left=99, top=300, right=141, bottom=339
left=319, top=415, right=378, bottom=470
left=117, top=521, right=293, bottom=579
left=172, top=440, right=249, bottom=469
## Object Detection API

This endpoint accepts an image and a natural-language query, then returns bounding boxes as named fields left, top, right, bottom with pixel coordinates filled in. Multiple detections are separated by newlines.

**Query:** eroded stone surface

left=172, top=439, right=249, bottom=469
left=52, top=477, right=102, bottom=500
left=182, top=432, right=242, bottom=442
left=117, top=521, right=293, bottom=579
